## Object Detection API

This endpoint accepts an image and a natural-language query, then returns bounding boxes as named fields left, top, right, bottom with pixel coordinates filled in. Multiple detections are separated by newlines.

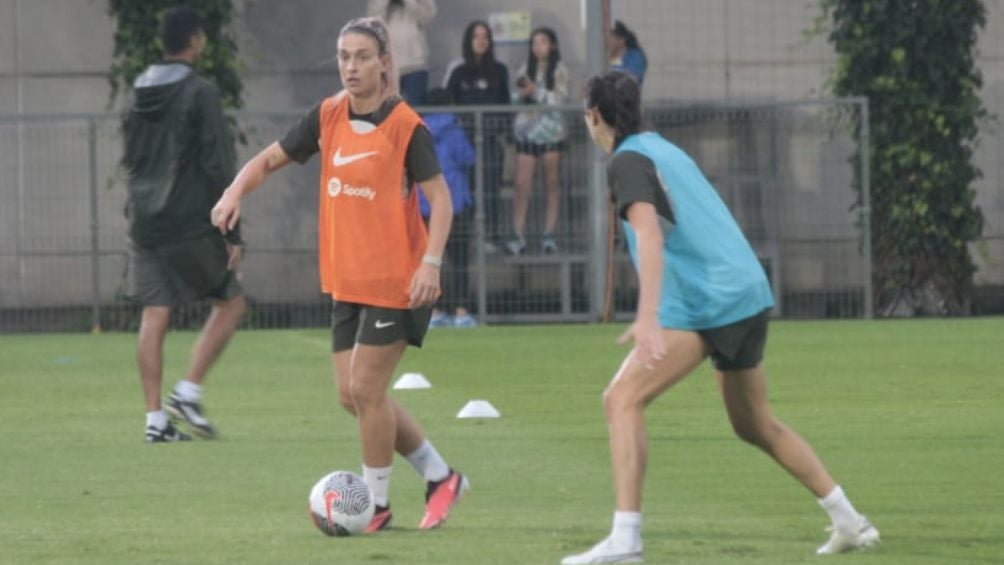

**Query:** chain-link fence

left=0, top=99, right=871, bottom=332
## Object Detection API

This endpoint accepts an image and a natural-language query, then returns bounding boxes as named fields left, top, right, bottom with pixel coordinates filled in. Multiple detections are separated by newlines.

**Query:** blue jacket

left=611, top=47, right=647, bottom=85
left=419, top=112, right=475, bottom=217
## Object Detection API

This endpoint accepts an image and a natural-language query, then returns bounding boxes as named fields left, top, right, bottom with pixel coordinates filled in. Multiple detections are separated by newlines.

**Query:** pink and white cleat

left=419, top=469, right=470, bottom=530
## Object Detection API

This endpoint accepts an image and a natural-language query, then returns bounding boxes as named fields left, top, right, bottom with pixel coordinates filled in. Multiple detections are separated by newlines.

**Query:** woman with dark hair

left=508, top=27, right=569, bottom=255
left=608, top=20, right=647, bottom=85
left=446, top=21, right=510, bottom=105
left=444, top=20, right=511, bottom=246
left=212, top=17, right=468, bottom=534
left=561, top=70, right=879, bottom=564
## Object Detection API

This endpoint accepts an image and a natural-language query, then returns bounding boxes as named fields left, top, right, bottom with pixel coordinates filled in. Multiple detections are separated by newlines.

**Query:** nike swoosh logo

left=374, top=320, right=395, bottom=329
left=332, top=148, right=378, bottom=167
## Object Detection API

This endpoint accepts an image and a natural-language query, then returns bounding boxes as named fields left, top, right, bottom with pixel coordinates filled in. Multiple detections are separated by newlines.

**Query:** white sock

left=174, top=380, right=202, bottom=402
left=610, top=511, right=643, bottom=549
left=146, top=410, right=167, bottom=429
left=363, top=465, right=393, bottom=507
left=818, top=485, right=863, bottom=532
left=404, top=440, right=450, bottom=483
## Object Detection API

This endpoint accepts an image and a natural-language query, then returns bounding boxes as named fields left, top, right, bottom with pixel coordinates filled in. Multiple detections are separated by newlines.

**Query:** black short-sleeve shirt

left=279, top=96, right=441, bottom=185
left=607, top=150, right=675, bottom=227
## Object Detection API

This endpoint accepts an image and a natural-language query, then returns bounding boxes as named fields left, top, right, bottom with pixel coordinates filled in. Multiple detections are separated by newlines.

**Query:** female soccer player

left=211, top=17, right=467, bottom=533
left=561, top=70, right=879, bottom=564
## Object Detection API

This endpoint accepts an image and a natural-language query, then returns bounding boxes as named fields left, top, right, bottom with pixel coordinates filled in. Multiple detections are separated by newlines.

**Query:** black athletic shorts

left=331, top=301, right=432, bottom=353
left=697, top=308, right=771, bottom=371
left=514, top=140, right=566, bottom=156
left=130, top=232, right=242, bottom=306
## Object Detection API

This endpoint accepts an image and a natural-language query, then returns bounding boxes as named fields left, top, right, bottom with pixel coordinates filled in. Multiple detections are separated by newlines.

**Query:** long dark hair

left=525, top=27, right=560, bottom=90
left=585, top=70, right=642, bottom=149
left=612, top=20, right=642, bottom=51
left=462, top=20, right=496, bottom=66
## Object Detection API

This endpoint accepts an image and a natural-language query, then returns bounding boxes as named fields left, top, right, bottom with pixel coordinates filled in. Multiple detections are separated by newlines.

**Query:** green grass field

left=2, top=319, right=1003, bottom=564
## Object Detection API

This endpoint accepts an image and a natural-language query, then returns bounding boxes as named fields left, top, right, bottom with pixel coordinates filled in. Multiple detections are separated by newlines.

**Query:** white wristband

left=422, top=254, right=442, bottom=268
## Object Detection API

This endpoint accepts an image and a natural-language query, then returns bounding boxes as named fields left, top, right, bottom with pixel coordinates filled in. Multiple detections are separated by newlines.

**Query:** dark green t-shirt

left=607, top=149, right=675, bottom=226
left=279, top=96, right=441, bottom=185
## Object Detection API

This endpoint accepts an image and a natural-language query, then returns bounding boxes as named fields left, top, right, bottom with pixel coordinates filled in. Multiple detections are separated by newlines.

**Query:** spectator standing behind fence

left=419, top=88, right=478, bottom=328
left=445, top=20, right=511, bottom=247
left=121, top=7, right=246, bottom=443
left=508, top=27, right=569, bottom=256
left=608, top=20, right=647, bottom=85
left=368, top=0, right=436, bottom=106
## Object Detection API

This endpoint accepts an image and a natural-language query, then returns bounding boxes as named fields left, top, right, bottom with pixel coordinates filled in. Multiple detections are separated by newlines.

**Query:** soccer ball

left=308, top=470, right=375, bottom=536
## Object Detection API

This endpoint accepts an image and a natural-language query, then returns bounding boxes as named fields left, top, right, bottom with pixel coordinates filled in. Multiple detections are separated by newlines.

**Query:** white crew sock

left=174, top=380, right=202, bottom=402
left=146, top=410, right=168, bottom=429
left=818, top=485, right=863, bottom=532
left=404, top=440, right=451, bottom=483
left=363, top=465, right=393, bottom=507
left=610, top=511, right=643, bottom=550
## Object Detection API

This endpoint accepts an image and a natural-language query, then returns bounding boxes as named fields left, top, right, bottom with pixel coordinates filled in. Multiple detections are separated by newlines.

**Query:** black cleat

left=144, top=421, right=192, bottom=443
left=165, top=393, right=217, bottom=439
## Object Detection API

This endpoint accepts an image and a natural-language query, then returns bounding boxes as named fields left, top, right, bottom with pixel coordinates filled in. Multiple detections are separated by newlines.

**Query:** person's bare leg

left=334, top=346, right=460, bottom=530
left=182, top=294, right=246, bottom=385
left=332, top=350, right=425, bottom=456
left=512, top=153, right=537, bottom=239
left=718, top=366, right=835, bottom=497
left=542, top=151, right=561, bottom=235
left=563, top=330, right=710, bottom=564
left=603, top=330, right=709, bottom=510
left=719, top=366, right=879, bottom=553
left=137, top=306, right=171, bottom=412
left=348, top=342, right=411, bottom=467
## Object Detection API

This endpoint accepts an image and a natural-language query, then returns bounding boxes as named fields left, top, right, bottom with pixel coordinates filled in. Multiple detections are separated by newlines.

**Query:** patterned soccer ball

left=308, top=471, right=375, bottom=536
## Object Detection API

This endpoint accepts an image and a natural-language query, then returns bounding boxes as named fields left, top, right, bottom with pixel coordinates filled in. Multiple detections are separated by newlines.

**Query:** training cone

left=456, top=399, right=501, bottom=419
left=393, top=372, right=432, bottom=390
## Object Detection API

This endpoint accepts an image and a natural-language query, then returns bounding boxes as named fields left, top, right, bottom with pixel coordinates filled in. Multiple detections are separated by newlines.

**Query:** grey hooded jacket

left=122, top=61, right=239, bottom=247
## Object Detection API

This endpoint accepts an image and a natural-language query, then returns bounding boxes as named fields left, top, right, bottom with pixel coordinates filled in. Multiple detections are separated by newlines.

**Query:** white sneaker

left=816, top=516, right=880, bottom=555
left=561, top=536, right=643, bottom=564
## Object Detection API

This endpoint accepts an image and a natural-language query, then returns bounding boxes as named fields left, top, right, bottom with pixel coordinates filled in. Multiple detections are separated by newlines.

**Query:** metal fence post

left=473, top=110, right=488, bottom=322
left=585, top=0, right=608, bottom=321
left=859, top=98, right=874, bottom=319
left=88, top=118, right=102, bottom=333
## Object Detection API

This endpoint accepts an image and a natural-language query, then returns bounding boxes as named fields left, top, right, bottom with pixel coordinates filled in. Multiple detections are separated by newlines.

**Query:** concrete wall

left=1, top=0, right=1001, bottom=303
left=234, top=0, right=587, bottom=111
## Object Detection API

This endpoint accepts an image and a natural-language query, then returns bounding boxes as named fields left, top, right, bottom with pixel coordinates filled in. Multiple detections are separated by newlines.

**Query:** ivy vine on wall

left=824, top=0, right=987, bottom=315
left=107, top=0, right=244, bottom=113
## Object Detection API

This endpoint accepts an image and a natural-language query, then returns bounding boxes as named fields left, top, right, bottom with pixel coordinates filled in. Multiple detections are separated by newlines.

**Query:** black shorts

left=331, top=301, right=432, bottom=353
left=698, top=309, right=771, bottom=371
left=130, top=232, right=243, bottom=306
left=514, top=140, right=566, bottom=156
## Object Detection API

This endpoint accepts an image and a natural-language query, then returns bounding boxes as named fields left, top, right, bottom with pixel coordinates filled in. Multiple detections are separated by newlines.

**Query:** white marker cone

left=456, top=399, right=501, bottom=419
left=393, top=372, right=432, bottom=390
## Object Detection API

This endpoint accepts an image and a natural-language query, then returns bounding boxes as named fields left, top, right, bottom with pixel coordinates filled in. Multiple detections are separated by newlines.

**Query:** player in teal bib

left=615, top=131, right=774, bottom=329
left=560, top=71, right=879, bottom=565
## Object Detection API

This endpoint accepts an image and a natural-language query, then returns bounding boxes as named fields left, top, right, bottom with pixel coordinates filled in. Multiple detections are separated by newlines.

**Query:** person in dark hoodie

left=418, top=88, right=477, bottom=327
left=122, top=6, right=245, bottom=443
